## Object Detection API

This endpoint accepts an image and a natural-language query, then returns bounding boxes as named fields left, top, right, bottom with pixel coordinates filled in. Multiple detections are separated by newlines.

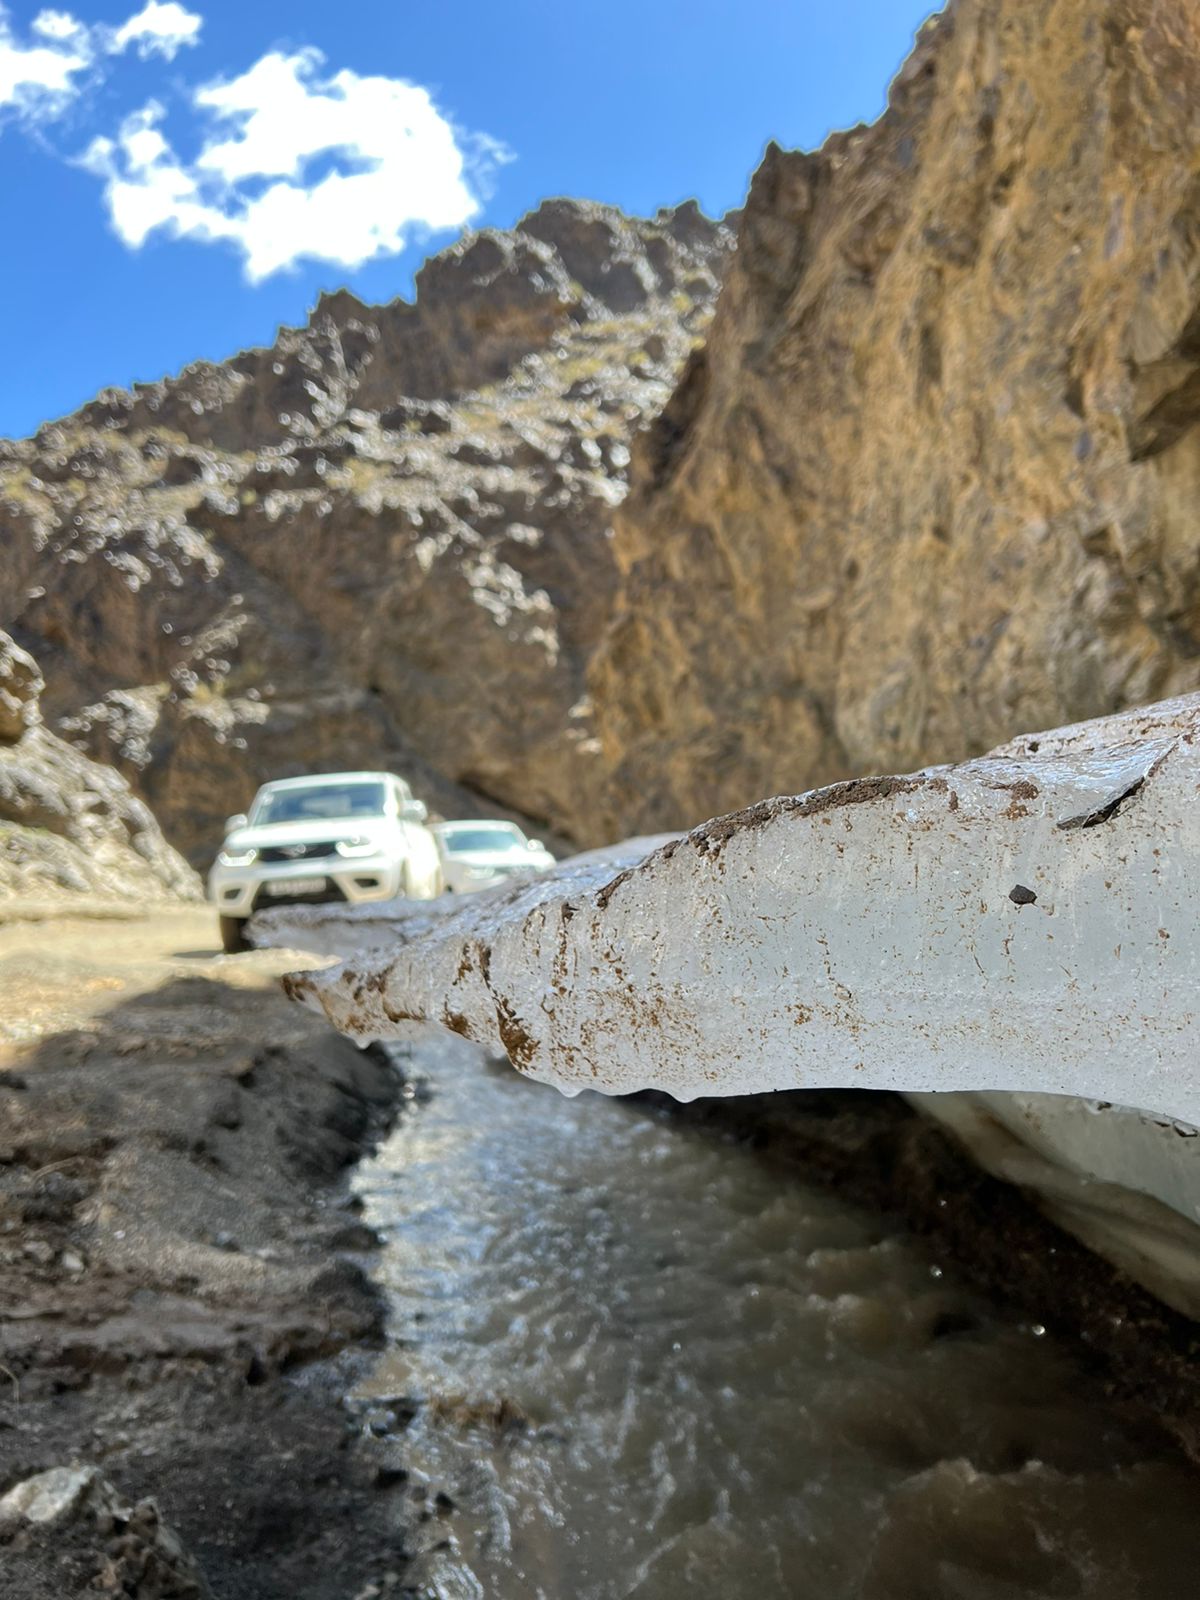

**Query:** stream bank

left=0, top=905, right=415, bottom=1599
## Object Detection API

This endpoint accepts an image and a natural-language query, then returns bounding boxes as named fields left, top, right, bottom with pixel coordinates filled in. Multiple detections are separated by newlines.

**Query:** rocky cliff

left=0, top=631, right=198, bottom=900
left=1, top=201, right=732, bottom=864
left=582, top=0, right=1200, bottom=837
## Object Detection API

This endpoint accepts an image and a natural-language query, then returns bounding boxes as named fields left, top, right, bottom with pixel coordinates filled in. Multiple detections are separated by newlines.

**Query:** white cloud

left=84, top=48, right=508, bottom=281
left=0, top=5, right=91, bottom=113
left=84, top=102, right=202, bottom=247
left=0, top=1, right=202, bottom=122
left=110, top=1, right=201, bottom=62
left=32, top=9, right=86, bottom=43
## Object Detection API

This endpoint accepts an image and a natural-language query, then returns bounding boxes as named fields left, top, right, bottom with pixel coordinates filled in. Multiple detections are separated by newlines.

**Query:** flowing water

left=353, top=1032, right=1200, bottom=1599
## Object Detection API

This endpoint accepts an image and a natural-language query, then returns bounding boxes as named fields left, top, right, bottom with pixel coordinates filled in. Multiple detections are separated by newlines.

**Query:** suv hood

left=225, top=818, right=391, bottom=852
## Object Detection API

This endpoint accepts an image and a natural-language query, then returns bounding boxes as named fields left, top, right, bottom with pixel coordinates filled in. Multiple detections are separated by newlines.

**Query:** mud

left=0, top=906, right=413, bottom=1599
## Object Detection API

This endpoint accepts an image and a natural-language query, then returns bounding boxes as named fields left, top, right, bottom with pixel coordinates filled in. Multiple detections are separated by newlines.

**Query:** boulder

left=0, top=638, right=199, bottom=899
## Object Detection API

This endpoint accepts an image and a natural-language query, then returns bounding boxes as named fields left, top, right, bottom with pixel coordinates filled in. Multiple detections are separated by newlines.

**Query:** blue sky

left=1, top=0, right=937, bottom=439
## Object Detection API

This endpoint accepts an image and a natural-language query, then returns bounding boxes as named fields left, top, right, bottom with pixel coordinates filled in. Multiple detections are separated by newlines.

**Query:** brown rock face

left=1, top=201, right=732, bottom=863
left=0, top=632, right=41, bottom=742
left=0, top=631, right=198, bottom=900
left=583, top=0, right=1200, bottom=837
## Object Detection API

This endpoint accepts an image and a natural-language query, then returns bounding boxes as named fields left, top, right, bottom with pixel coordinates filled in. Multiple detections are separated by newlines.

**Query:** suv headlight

left=336, top=837, right=378, bottom=858
left=218, top=846, right=258, bottom=867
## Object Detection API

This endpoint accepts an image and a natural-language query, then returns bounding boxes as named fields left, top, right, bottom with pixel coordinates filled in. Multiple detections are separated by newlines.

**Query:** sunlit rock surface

left=281, top=694, right=1200, bottom=1124
left=581, top=0, right=1200, bottom=843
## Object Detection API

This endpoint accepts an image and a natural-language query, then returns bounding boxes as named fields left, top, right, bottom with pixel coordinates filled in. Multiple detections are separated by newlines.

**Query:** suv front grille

left=258, top=841, right=338, bottom=863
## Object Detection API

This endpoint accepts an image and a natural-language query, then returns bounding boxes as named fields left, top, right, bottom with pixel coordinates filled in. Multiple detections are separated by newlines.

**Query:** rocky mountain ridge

left=2, top=200, right=733, bottom=862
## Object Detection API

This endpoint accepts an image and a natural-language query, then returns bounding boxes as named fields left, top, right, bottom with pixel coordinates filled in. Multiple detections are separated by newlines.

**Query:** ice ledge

left=277, top=695, right=1200, bottom=1125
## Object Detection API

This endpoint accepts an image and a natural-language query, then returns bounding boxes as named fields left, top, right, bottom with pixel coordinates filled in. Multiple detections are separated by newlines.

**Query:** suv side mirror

left=403, top=799, right=428, bottom=823
left=528, top=839, right=544, bottom=851
left=224, top=813, right=248, bottom=834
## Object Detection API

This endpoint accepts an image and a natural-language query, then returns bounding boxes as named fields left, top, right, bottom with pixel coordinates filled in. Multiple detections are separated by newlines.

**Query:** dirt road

left=0, top=902, right=324, bottom=1055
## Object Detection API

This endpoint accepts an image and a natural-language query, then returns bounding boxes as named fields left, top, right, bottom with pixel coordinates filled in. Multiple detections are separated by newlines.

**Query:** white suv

left=208, top=771, right=442, bottom=951
left=433, top=819, right=555, bottom=893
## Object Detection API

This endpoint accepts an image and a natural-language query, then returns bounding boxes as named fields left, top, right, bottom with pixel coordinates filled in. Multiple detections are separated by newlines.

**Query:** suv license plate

left=266, top=876, right=325, bottom=896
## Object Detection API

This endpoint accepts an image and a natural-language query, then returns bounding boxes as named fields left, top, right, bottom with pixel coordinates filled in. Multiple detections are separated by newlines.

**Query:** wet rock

left=327, top=1220, right=381, bottom=1252
left=373, top=1465, right=409, bottom=1490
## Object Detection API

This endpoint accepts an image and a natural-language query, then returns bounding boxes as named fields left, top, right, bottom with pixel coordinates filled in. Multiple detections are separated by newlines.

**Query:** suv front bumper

left=208, top=854, right=405, bottom=919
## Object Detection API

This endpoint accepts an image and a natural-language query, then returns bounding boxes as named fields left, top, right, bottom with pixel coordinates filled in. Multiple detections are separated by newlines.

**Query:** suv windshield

left=253, top=781, right=389, bottom=825
left=440, top=823, right=525, bottom=854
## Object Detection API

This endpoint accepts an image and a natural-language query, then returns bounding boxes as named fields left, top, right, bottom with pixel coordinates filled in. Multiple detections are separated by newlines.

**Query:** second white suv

left=433, top=819, right=555, bottom=893
left=208, top=770, right=442, bottom=951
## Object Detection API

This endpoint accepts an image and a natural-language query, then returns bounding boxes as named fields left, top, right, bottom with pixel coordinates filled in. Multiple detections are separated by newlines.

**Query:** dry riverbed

left=0, top=902, right=417, bottom=1599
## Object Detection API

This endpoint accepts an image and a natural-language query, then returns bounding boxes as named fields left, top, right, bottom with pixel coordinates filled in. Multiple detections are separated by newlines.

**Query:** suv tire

left=219, top=915, right=248, bottom=954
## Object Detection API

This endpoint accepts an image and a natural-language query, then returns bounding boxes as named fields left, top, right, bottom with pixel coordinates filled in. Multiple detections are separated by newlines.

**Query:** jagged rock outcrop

left=0, top=630, right=198, bottom=900
left=0, top=632, right=41, bottom=742
left=8, top=3, right=1200, bottom=864
left=581, top=0, right=1200, bottom=839
left=1, top=201, right=732, bottom=863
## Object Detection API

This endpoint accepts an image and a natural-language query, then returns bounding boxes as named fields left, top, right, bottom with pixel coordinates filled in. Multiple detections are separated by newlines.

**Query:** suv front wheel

left=219, top=915, right=249, bottom=954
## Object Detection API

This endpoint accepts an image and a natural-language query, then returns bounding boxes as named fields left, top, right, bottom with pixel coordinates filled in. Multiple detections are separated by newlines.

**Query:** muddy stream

left=349, top=1033, right=1200, bottom=1599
